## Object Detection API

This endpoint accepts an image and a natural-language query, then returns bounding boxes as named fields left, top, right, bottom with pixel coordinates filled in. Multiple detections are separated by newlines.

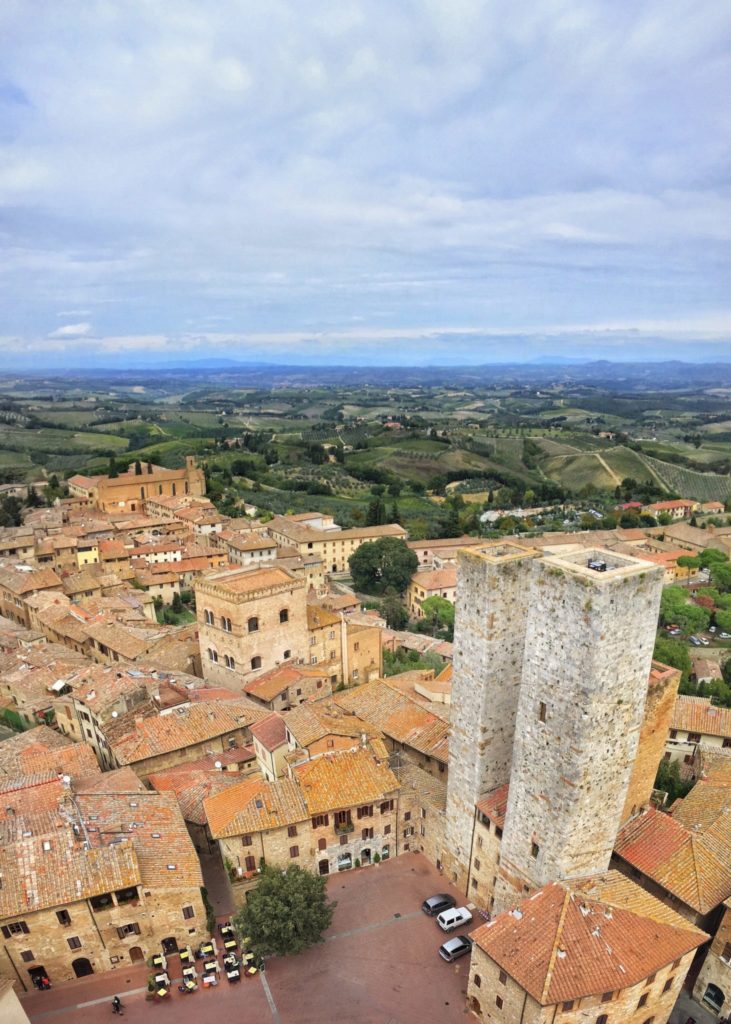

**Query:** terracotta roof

left=671, top=779, right=731, bottom=832
left=334, top=680, right=450, bottom=762
left=294, top=747, right=399, bottom=815
left=284, top=701, right=379, bottom=748
left=110, top=699, right=268, bottom=764
left=250, top=712, right=288, bottom=751
left=614, top=806, right=731, bottom=913
left=471, top=871, right=706, bottom=1005
left=148, top=764, right=243, bottom=824
left=0, top=565, right=63, bottom=595
left=307, top=604, right=341, bottom=630
left=244, top=663, right=327, bottom=703
left=204, top=777, right=307, bottom=837
left=409, top=567, right=457, bottom=591
left=476, top=783, right=510, bottom=829
left=671, top=695, right=731, bottom=739
left=200, top=565, right=296, bottom=595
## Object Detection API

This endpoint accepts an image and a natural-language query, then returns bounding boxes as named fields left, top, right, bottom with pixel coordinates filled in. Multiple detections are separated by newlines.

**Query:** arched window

left=224, top=655, right=235, bottom=670
left=204, top=609, right=215, bottom=625
left=221, top=617, right=232, bottom=632
left=207, top=648, right=218, bottom=663
left=248, top=616, right=259, bottom=633
left=250, top=656, right=262, bottom=670
left=596, top=1016, right=609, bottom=1024
left=279, top=608, right=289, bottom=623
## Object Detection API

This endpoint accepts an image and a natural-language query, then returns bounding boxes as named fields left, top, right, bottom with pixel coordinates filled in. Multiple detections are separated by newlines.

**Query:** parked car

left=438, top=935, right=473, bottom=962
left=709, top=626, right=717, bottom=633
left=689, top=636, right=702, bottom=646
left=437, top=906, right=473, bottom=932
left=422, top=894, right=456, bottom=917
left=699, top=636, right=710, bottom=646
left=667, top=628, right=681, bottom=636
left=720, top=632, right=731, bottom=640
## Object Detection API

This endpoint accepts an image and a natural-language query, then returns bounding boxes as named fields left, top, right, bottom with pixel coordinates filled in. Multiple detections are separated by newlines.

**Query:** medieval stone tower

left=443, top=542, right=539, bottom=890
left=445, top=543, right=664, bottom=905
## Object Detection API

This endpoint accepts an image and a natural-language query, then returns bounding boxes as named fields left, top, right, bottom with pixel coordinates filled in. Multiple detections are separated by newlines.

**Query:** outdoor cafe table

left=182, top=966, right=197, bottom=980
left=226, top=969, right=240, bottom=981
left=202, top=973, right=218, bottom=987
left=200, top=941, right=215, bottom=956
left=224, top=938, right=238, bottom=951
left=179, top=947, right=192, bottom=964
left=151, top=954, right=166, bottom=969
left=154, top=972, right=170, bottom=986
left=204, top=960, right=218, bottom=974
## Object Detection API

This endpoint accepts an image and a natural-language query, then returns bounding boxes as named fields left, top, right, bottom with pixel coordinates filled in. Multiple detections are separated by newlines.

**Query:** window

left=116, top=923, right=140, bottom=938
left=601, top=992, right=613, bottom=1002
left=645, top=973, right=656, bottom=985
left=340, top=835, right=347, bottom=846
left=498, top=969, right=507, bottom=984
left=242, top=834, right=253, bottom=847
left=1, top=921, right=29, bottom=937
left=473, top=974, right=481, bottom=988
left=474, top=858, right=481, bottom=871
left=290, top=846, right=299, bottom=858
left=309, top=636, right=316, bottom=646
left=207, top=647, right=218, bottom=662
left=637, top=993, right=648, bottom=1009
left=477, top=835, right=484, bottom=849
left=221, top=616, right=232, bottom=632
left=312, top=814, right=329, bottom=828
left=471, top=879, right=477, bottom=889
left=662, top=977, right=674, bottom=993
left=687, top=732, right=701, bottom=743
left=248, top=617, right=259, bottom=633
left=279, top=609, right=289, bottom=623
left=671, top=958, right=681, bottom=970
left=182, top=905, right=195, bottom=920
left=404, top=811, right=411, bottom=821
left=250, top=656, right=262, bottom=670
left=204, top=609, right=214, bottom=625
left=531, top=842, right=540, bottom=859
left=296, top=688, right=302, bottom=696
left=288, top=825, right=298, bottom=838
left=539, top=701, right=547, bottom=722
left=316, top=680, right=322, bottom=689
left=224, top=654, right=235, bottom=670
left=380, top=800, right=394, bottom=813
left=67, top=936, right=82, bottom=950
left=669, top=729, right=677, bottom=739
left=561, top=1002, right=574, bottom=1012
left=404, top=826, right=414, bottom=837
left=496, top=996, right=503, bottom=1009
left=310, top=656, right=318, bottom=665
left=596, top=1017, right=608, bottom=1024
left=56, top=910, right=71, bottom=926
left=384, top=824, right=391, bottom=835
left=318, top=838, right=327, bottom=851
left=722, top=942, right=731, bottom=964
left=357, top=805, right=373, bottom=819
left=20, top=950, right=34, bottom=962
left=283, top=649, right=291, bottom=659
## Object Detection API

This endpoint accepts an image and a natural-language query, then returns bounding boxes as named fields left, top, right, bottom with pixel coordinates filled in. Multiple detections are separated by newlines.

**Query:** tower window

left=279, top=608, right=289, bottom=623
left=248, top=616, right=259, bottom=633
left=539, top=702, right=547, bottom=723
left=531, top=842, right=540, bottom=859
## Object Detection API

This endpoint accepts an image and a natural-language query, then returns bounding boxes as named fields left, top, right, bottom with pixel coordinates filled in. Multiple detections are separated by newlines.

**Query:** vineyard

left=635, top=453, right=731, bottom=503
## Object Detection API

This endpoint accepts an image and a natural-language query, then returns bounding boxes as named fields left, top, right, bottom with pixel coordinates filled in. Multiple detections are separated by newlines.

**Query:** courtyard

left=21, top=853, right=471, bottom=1024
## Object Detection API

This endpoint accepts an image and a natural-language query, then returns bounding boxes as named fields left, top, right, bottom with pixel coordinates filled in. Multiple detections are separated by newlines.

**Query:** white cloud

left=0, top=1, right=729, bottom=362
left=48, top=322, right=92, bottom=338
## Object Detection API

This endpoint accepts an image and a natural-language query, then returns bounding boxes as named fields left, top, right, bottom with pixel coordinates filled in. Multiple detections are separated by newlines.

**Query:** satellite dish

left=214, top=761, right=223, bottom=770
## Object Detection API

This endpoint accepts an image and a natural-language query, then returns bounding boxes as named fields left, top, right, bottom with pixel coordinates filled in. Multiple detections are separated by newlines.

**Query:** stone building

left=406, top=566, right=457, bottom=618
left=195, top=565, right=308, bottom=686
left=664, top=695, right=731, bottom=766
left=443, top=543, right=664, bottom=906
left=266, top=516, right=407, bottom=574
left=0, top=565, right=63, bottom=628
left=0, top=766, right=207, bottom=989
left=68, top=456, right=205, bottom=514
left=694, top=899, right=731, bottom=1017
left=204, top=746, right=399, bottom=879
left=465, top=871, right=706, bottom=1024
left=622, top=661, right=681, bottom=822
left=243, top=662, right=332, bottom=711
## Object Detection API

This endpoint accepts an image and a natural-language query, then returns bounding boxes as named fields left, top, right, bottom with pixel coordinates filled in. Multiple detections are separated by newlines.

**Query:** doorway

left=318, top=859, right=330, bottom=876
left=361, top=848, right=371, bottom=865
left=72, top=958, right=93, bottom=978
left=28, top=966, right=49, bottom=990
left=161, top=936, right=178, bottom=955
left=129, top=946, right=145, bottom=963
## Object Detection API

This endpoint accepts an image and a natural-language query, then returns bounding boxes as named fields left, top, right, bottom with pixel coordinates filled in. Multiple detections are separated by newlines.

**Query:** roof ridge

left=540, top=887, right=572, bottom=1003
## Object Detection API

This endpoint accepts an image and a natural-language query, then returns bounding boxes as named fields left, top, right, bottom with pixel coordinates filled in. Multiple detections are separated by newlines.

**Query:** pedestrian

left=112, top=995, right=123, bottom=1015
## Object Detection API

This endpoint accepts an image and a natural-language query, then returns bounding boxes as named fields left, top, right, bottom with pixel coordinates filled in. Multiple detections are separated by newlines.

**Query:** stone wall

left=467, top=814, right=503, bottom=913
left=444, top=544, right=538, bottom=890
left=466, top=943, right=694, bottom=1024
left=694, top=902, right=731, bottom=1016
left=495, top=551, right=664, bottom=909
left=622, top=662, right=681, bottom=823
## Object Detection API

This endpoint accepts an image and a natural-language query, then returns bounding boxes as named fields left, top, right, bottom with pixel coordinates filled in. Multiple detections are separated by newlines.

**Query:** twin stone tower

left=444, top=541, right=665, bottom=911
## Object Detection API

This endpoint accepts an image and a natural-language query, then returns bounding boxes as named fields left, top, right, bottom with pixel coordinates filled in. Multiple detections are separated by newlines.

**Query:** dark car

left=422, top=893, right=456, bottom=916
left=438, top=935, right=473, bottom=962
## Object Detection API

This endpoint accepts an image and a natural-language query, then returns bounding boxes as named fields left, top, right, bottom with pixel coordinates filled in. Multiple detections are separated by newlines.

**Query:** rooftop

left=205, top=776, right=308, bottom=838
left=671, top=695, right=731, bottom=739
left=294, top=746, right=399, bottom=816
left=334, top=680, right=450, bottom=762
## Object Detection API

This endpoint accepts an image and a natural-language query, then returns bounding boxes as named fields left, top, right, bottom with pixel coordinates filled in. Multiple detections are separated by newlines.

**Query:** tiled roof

left=476, top=783, right=510, bottom=829
left=204, top=777, right=308, bottom=838
left=148, top=765, right=243, bottom=824
left=409, top=567, right=457, bottom=591
left=110, top=699, right=268, bottom=764
left=244, top=663, right=327, bottom=703
left=614, top=806, right=731, bottom=913
left=671, top=780, right=731, bottom=832
left=671, top=695, right=731, bottom=738
left=0, top=565, right=63, bottom=595
left=284, top=701, right=379, bottom=748
left=295, top=747, right=398, bottom=816
left=307, top=604, right=342, bottom=630
left=251, top=712, right=288, bottom=751
left=200, top=566, right=295, bottom=595
left=471, top=871, right=706, bottom=1005
left=334, top=680, right=450, bottom=762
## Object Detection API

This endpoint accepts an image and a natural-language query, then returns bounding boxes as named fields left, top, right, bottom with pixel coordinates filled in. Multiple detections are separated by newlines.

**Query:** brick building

left=68, top=456, right=205, bottom=514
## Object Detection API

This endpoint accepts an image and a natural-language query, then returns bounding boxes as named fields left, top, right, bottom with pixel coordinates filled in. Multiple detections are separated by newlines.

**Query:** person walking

left=112, top=995, right=124, bottom=1015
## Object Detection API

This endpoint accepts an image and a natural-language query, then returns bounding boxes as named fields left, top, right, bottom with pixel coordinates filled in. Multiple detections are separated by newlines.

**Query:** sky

left=1, top=0, right=730, bottom=368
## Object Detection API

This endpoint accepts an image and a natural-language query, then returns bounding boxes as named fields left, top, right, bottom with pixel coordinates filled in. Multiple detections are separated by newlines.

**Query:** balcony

left=334, top=820, right=354, bottom=835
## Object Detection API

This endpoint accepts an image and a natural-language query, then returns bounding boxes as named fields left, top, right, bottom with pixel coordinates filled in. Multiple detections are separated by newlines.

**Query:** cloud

left=0, top=1, right=729, bottom=363
left=47, top=322, right=92, bottom=338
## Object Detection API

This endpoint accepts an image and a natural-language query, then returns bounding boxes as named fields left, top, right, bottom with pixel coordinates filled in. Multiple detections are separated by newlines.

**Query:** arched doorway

left=703, top=983, right=725, bottom=1013
left=361, top=848, right=371, bottom=865
left=129, top=946, right=145, bottom=963
left=72, top=958, right=93, bottom=978
left=469, top=996, right=481, bottom=1015
left=161, top=936, right=178, bottom=955
left=318, top=859, right=329, bottom=875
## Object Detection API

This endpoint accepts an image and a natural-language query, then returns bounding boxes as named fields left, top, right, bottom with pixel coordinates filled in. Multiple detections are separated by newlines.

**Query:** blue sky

left=1, top=0, right=730, bottom=367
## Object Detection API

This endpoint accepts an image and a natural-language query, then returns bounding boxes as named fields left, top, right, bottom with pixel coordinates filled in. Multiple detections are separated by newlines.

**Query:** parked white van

left=436, top=906, right=473, bottom=932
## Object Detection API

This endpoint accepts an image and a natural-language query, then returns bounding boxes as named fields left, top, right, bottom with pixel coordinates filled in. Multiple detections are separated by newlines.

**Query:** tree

left=654, top=758, right=694, bottom=804
left=365, top=496, right=386, bottom=526
left=390, top=502, right=401, bottom=525
left=0, top=496, right=23, bottom=528
left=715, top=608, right=731, bottom=633
left=438, top=505, right=461, bottom=539
left=171, top=592, right=183, bottom=614
left=653, top=636, right=692, bottom=684
left=421, top=595, right=455, bottom=637
left=233, top=865, right=336, bottom=958
left=380, top=590, right=408, bottom=630
left=348, top=537, right=418, bottom=595
left=659, top=586, right=710, bottom=634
